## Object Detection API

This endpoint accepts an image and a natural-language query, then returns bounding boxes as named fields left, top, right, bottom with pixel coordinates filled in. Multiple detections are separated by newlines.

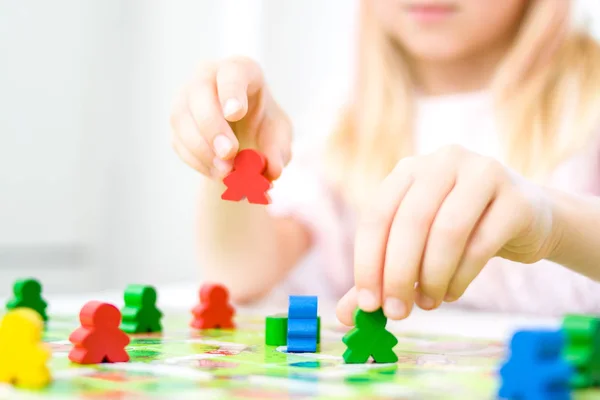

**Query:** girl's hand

left=336, top=145, right=556, bottom=325
left=170, top=57, right=292, bottom=180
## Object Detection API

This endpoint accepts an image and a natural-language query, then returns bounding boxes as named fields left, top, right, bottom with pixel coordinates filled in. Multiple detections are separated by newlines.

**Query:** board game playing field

left=2, top=312, right=600, bottom=399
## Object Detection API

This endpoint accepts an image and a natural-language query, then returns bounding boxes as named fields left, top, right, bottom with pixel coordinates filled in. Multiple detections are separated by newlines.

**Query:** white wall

left=0, top=1, right=129, bottom=294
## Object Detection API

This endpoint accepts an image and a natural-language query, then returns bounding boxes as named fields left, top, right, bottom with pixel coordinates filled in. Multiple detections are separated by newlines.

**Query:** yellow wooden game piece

left=0, top=308, right=51, bottom=389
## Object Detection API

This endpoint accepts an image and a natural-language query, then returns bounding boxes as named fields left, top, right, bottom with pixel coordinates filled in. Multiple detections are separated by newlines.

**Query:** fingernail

left=444, top=294, right=457, bottom=302
left=419, top=294, right=436, bottom=310
left=213, top=157, right=232, bottom=176
left=281, top=150, right=291, bottom=166
left=213, top=135, right=232, bottom=159
left=223, top=99, right=242, bottom=118
left=357, top=289, right=379, bottom=311
left=384, top=297, right=406, bottom=319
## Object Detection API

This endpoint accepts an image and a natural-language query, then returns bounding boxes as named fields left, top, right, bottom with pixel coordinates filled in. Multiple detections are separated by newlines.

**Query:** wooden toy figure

left=120, top=284, right=163, bottom=334
left=342, top=308, right=398, bottom=364
left=69, top=301, right=130, bottom=364
left=221, top=149, right=272, bottom=204
left=190, top=283, right=235, bottom=329
left=562, top=314, right=600, bottom=387
left=6, top=278, right=48, bottom=322
left=0, top=308, right=51, bottom=388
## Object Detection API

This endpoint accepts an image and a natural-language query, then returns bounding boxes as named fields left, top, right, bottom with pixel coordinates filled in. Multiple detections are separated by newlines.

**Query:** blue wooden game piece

left=498, top=329, right=572, bottom=400
left=288, top=296, right=317, bottom=319
left=287, top=295, right=318, bottom=353
left=287, top=337, right=317, bottom=353
left=287, top=319, right=318, bottom=338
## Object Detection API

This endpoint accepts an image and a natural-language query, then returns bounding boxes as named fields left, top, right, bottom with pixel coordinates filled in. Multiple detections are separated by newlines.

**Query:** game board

left=2, top=312, right=600, bottom=399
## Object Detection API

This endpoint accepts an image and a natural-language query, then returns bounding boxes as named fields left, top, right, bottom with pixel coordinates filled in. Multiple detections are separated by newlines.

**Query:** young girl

left=170, top=0, right=600, bottom=324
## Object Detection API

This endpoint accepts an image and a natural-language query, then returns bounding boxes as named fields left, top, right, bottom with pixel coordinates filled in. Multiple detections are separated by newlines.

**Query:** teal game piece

left=342, top=308, right=398, bottom=364
left=5, top=278, right=48, bottom=321
left=120, top=284, right=163, bottom=333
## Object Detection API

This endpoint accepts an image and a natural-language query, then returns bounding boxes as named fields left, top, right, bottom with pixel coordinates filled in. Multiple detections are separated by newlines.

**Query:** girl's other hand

left=170, top=57, right=292, bottom=181
left=337, top=145, right=556, bottom=325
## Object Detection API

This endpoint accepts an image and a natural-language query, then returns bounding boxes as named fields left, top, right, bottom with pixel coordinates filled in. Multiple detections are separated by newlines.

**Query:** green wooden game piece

left=562, top=314, right=600, bottom=388
left=266, top=314, right=287, bottom=346
left=266, top=315, right=321, bottom=346
left=342, top=308, right=398, bottom=364
left=317, top=315, right=320, bottom=344
left=5, top=278, right=48, bottom=321
left=120, top=284, right=163, bottom=333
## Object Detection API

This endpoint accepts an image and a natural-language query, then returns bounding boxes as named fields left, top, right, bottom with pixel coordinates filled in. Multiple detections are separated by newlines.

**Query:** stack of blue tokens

left=287, top=295, right=318, bottom=353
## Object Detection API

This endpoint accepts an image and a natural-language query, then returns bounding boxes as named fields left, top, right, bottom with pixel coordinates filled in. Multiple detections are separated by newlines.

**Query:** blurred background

left=1, top=0, right=599, bottom=296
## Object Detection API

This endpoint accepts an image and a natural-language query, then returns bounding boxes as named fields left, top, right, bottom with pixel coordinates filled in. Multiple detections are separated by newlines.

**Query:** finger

left=445, top=191, right=521, bottom=301
left=171, top=101, right=233, bottom=176
left=383, top=168, right=456, bottom=320
left=353, top=157, right=415, bottom=313
left=216, top=57, right=265, bottom=122
left=256, top=110, right=293, bottom=181
left=336, top=286, right=358, bottom=326
left=188, top=70, right=239, bottom=161
left=171, top=134, right=213, bottom=177
left=417, top=171, right=496, bottom=309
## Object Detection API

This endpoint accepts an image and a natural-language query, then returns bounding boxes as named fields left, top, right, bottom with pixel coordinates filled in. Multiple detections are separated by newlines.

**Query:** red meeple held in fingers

left=221, top=149, right=272, bottom=204
left=68, top=301, right=130, bottom=364
left=190, top=283, right=235, bottom=329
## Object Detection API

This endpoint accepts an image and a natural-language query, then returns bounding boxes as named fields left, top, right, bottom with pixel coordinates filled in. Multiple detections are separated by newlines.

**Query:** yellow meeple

left=0, top=308, right=51, bottom=388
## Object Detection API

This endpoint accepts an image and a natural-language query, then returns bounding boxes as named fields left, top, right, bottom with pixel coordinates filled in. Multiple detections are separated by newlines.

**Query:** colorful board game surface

left=1, top=311, right=600, bottom=399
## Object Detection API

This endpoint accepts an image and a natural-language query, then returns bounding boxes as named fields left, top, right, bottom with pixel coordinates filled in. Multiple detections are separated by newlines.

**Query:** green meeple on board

left=120, top=284, right=163, bottom=334
left=342, top=308, right=398, bottom=364
left=562, top=314, right=600, bottom=387
left=5, top=278, right=48, bottom=322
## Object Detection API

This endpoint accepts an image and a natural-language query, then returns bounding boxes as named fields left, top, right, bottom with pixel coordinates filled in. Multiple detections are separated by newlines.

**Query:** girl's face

left=372, top=0, right=529, bottom=62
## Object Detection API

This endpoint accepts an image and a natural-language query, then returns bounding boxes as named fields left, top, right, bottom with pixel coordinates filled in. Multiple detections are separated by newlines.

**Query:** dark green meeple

left=120, top=284, right=163, bottom=333
left=5, top=278, right=48, bottom=321
left=265, top=314, right=320, bottom=346
left=342, top=308, right=397, bottom=364
left=562, top=314, right=600, bottom=388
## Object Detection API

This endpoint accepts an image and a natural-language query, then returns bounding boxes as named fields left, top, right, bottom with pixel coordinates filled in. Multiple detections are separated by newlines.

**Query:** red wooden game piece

left=221, top=149, right=272, bottom=204
left=68, top=301, right=130, bottom=364
left=190, top=283, right=235, bottom=329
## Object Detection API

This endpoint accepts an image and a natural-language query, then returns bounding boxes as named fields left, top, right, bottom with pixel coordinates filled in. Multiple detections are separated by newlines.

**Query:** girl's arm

left=170, top=57, right=310, bottom=303
left=546, top=188, right=600, bottom=281
left=197, top=179, right=311, bottom=303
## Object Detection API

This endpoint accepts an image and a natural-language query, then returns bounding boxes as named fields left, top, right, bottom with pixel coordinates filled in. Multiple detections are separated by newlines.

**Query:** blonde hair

left=325, top=0, right=600, bottom=207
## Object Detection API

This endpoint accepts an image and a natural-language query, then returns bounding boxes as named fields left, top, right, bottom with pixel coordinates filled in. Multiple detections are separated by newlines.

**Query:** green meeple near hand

left=342, top=308, right=398, bottom=364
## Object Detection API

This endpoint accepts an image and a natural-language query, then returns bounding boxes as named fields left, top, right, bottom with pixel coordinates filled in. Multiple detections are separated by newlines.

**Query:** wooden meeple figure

left=120, top=284, right=163, bottom=334
left=221, top=149, right=272, bottom=204
left=190, top=283, right=235, bottom=329
left=342, top=308, right=398, bottom=364
left=6, top=278, right=48, bottom=322
left=0, top=308, right=51, bottom=389
left=69, top=301, right=130, bottom=364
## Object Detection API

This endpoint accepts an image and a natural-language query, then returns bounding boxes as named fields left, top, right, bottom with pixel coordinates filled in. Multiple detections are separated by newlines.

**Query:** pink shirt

left=267, top=91, right=600, bottom=316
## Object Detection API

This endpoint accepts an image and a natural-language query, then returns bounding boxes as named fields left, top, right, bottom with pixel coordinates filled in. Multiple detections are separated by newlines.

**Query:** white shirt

left=267, top=90, right=600, bottom=316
